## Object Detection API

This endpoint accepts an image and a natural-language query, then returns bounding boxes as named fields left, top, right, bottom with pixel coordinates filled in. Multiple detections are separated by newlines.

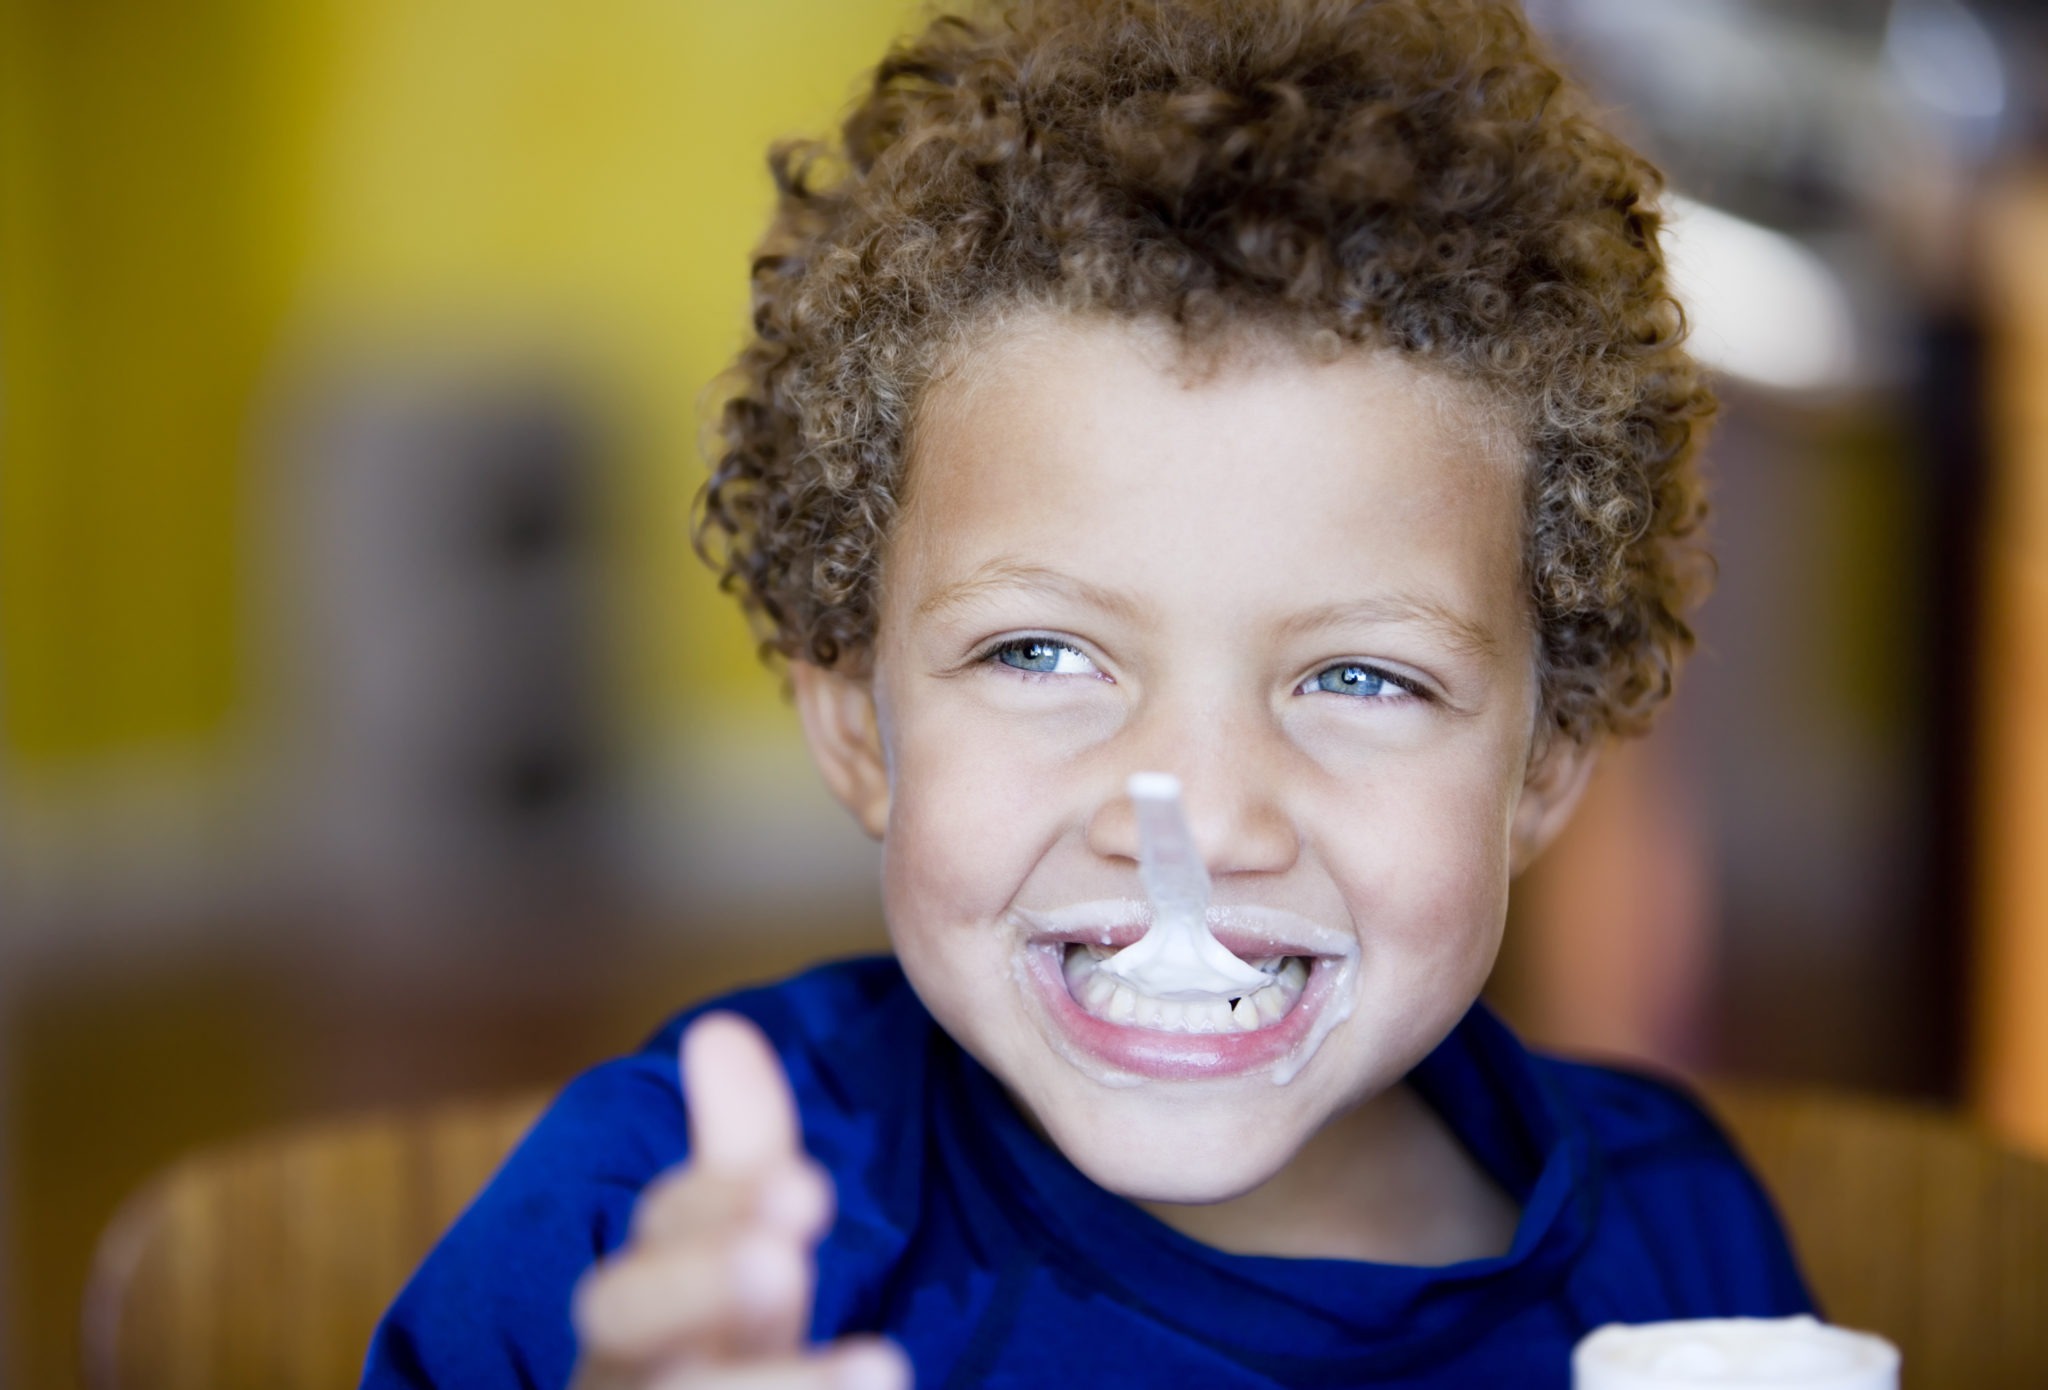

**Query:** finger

left=682, top=1013, right=804, bottom=1173
left=634, top=1158, right=834, bottom=1247
left=630, top=1167, right=754, bottom=1244
left=646, top=1338, right=912, bottom=1390
left=572, top=1232, right=807, bottom=1364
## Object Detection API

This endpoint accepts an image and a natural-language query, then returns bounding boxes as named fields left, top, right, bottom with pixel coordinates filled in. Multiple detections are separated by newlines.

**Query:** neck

left=1138, top=1082, right=1519, bottom=1265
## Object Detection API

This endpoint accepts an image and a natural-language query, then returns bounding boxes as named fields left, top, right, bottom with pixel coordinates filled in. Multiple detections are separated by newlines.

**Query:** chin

left=1023, top=1073, right=1319, bottom=1205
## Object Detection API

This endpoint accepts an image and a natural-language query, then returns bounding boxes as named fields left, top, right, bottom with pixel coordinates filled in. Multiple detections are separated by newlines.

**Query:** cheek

left=1327, top=752, right=1517, bottom=953
left=880, top=719, right=1065, bottom=927
left=1371, top=851, right=1509, bottom=971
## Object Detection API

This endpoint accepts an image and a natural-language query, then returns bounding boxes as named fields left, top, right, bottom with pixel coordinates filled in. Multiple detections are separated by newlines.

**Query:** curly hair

left=696, top=0, right=1712, bottom=746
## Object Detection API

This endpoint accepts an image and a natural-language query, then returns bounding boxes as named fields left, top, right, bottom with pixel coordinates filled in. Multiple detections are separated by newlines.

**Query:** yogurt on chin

left=1573, top=1316, right=1899, bottom=1390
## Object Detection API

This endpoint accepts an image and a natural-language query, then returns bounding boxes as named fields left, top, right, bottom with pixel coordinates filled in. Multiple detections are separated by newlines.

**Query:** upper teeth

left=1062, top=944, right=1308, bottom=1034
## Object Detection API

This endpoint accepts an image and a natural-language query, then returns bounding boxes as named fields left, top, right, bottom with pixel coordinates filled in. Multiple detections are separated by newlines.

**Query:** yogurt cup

left=1573, top=1316, right=1899, bottom=1390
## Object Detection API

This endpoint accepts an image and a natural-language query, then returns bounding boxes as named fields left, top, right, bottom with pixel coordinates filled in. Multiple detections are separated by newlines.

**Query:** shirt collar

left=933, top=997, right=1600, bottom=1370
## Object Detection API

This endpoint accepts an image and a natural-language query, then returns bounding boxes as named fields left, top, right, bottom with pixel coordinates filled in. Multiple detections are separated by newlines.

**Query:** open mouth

left=1013, top=903, right=1355, bottom=1082
left=1060, top=944, right=1310, bottom=1034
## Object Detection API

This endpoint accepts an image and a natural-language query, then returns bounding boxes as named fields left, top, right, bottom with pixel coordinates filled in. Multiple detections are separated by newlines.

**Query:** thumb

left=680, top=1011, right=804, bottom=1173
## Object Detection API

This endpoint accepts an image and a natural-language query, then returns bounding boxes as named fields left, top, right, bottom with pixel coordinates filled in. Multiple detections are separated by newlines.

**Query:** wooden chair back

left=83, top=1083, right=2048, bottom=1389
left=83, top=1091, right=546, bottom=1390
left=1701, top=1081, right=2048, bottom=1388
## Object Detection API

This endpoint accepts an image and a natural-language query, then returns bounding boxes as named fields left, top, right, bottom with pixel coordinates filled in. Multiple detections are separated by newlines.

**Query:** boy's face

left=795, top=313, right=1590, bottom=1204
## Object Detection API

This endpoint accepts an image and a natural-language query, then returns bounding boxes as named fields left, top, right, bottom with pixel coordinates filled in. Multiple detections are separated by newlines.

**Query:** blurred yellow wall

left=1, top=0, right=920, bottom=780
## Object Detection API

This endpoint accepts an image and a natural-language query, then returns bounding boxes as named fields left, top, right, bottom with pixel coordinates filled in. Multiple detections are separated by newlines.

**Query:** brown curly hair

left=696, top=0, right=1712, bottom=746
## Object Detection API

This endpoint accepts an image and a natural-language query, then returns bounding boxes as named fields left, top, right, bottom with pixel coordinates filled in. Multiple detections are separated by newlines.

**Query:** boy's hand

left=570, top=1012, right=911, bottom=1390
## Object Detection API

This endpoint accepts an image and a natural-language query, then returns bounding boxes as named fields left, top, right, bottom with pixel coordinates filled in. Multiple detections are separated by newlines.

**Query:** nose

left=1083, top=716, right=1301, bottom=881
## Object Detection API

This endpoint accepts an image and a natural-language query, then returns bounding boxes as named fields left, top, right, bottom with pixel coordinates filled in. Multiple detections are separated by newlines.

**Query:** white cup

left=1572, top=1316, right=1900, bottom=1390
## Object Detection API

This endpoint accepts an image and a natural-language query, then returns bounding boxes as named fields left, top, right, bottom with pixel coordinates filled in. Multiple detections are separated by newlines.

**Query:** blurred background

left=2, top=0, right=2046, bottom=1384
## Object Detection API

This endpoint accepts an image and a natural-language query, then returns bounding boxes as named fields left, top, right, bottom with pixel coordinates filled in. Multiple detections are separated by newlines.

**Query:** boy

left=364, top=0, right=1813, bottom=1385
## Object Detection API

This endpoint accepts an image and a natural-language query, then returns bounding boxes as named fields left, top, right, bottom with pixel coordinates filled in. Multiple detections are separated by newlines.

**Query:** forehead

left=887, top=311, right=1527, bottom=636
left=907, top=308, right=1521, bottom=500
left=915, top=305, right=1518, bottom=437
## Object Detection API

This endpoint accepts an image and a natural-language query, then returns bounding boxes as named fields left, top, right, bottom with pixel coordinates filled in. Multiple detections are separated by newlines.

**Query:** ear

left=789, top=660, right=891, bottom=840
left=1508, top=736, right=1599, bottom=876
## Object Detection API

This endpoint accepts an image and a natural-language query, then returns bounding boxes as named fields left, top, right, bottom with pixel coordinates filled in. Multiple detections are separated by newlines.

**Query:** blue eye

left=1303, top=663, right=1412, bottom=699
left=988, top=638, right=1099, bottom=676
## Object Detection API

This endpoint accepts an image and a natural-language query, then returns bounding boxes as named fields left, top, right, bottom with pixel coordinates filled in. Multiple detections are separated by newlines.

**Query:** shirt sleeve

left=358, top=1045, right=689, bottom=1390
left=356, top=958, right=917, bottom=1388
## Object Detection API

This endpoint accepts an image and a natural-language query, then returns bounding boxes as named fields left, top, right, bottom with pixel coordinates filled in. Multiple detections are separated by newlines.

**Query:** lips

left=1011, top=902, right=1354, bottom=1082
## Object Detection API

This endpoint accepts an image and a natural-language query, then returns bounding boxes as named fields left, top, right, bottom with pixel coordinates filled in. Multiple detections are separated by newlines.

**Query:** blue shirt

left=363, top=956, right=1812, bottom=1387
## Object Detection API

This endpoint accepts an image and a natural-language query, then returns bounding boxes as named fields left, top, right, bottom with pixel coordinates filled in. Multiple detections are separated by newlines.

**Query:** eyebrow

left=915, top=560, right=1145, bottom=624
left=1273, top=595, right=1501, bottom=659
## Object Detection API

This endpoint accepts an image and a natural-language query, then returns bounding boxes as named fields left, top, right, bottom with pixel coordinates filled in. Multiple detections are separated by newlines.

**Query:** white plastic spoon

left=1097, top=773, right=1273, bottom=1001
